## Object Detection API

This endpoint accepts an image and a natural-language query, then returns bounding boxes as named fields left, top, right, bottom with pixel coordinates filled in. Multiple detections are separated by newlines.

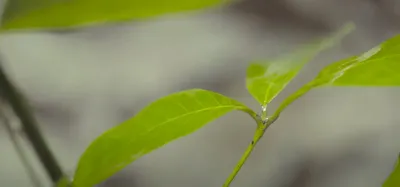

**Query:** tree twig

left=0, top=105, right=43, bottom=187
left=0, top=62, right=65, bottom=184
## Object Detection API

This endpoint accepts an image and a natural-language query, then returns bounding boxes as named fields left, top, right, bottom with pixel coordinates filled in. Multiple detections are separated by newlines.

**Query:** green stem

left=222, top=125, right=265, bottom=187
left=222, top=114, right=279, bottom=187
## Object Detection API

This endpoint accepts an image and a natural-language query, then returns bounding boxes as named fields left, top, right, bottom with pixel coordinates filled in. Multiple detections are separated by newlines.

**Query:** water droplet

left=261, top=105, right=267, bottom=112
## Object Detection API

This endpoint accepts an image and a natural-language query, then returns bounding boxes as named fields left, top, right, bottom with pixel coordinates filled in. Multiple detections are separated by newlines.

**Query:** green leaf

left=273, top=56, right=357, bottom=116
left=246, top=23, right=354, bottom=107
left=72, top=89, right=256, bottom=187
left=246, top=58, right=307, bottom=107
left=324, top=35, right=400, bottom=86
left=273, top=33, right=400, bottom=117
left=382, top=153, right=400, bottom=187
left=1, top=0, right=230, bottom=31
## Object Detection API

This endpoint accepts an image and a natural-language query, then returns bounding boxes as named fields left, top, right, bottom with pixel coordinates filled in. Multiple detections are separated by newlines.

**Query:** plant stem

left=0, top=63, right=65, bottom=184
left=222, top=126, right=264, bottom=187
left=222, top=115, right=279, bottom=187
left=0, top=106, right=43, bottom=187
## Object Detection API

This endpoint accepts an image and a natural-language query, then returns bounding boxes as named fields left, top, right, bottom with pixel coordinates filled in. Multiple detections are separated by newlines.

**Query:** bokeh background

left=1, top=0, right=400, bottom=187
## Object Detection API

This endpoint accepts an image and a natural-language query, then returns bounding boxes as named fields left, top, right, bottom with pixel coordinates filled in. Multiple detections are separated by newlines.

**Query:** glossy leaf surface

left=383, top=154, right=400, bottom=187
left=246, top=23, right=354, bottom=107
left=1, top=0, right=229, bottom=31
left=326, top=35, right=400, bottom=86
left=72, top=89, right=256, bottom=187
left=274, top=33, right=400, bottom=116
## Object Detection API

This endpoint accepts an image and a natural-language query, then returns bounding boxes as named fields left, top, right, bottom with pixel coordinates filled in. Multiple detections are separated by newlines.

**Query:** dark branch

left=0, top=106, right=43, bottom=187
left=0, top=62, right=64, bottom=183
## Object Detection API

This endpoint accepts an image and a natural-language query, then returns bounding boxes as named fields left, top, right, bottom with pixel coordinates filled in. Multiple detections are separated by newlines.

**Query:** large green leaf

left=1, top=0, right=229, bottom=31
left=382, top=154, right=400, bottom=187
left=246, top=23, right=354, bottom=107
left=326, top=35, right=400, bottom=86
left=273, top=34, right=400, bottom=117
left=72, top=89, right=256, bottom=187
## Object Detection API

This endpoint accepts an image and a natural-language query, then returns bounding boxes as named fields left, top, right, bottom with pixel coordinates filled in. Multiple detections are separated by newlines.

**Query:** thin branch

left=222, top=115, right=278, bottom=187
left=222, top=134, right=260, bottom=187
left=0, top=105, right=43, bottom=187
left=0, top=62, right=65, bottom=184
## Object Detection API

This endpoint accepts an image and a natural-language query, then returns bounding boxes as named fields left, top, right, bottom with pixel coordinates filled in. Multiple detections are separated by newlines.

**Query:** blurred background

left=0, top=0, right=400, bottom=187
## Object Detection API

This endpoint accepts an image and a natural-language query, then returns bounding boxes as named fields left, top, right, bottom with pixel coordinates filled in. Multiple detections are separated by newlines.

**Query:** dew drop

left=261, top=105, right=267, bottom=112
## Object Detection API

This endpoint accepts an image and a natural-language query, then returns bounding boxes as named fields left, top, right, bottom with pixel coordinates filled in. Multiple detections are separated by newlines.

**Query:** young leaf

left=72, top=89, right=256, bottom=187
left=382, top=154, right=400, bottom=187
left=246, top=57, right=309, bottom=107
left=246, top=23, right=354, bottom=107
left=273, top=33, right=400, bottom=117
left=272, top=56, right=357, bottom=116
left=1, top=0, right=230, bottom=31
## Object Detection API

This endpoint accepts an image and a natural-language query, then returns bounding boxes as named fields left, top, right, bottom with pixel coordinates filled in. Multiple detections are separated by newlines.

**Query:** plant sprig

left=3, top=1, right=400, bottom=186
